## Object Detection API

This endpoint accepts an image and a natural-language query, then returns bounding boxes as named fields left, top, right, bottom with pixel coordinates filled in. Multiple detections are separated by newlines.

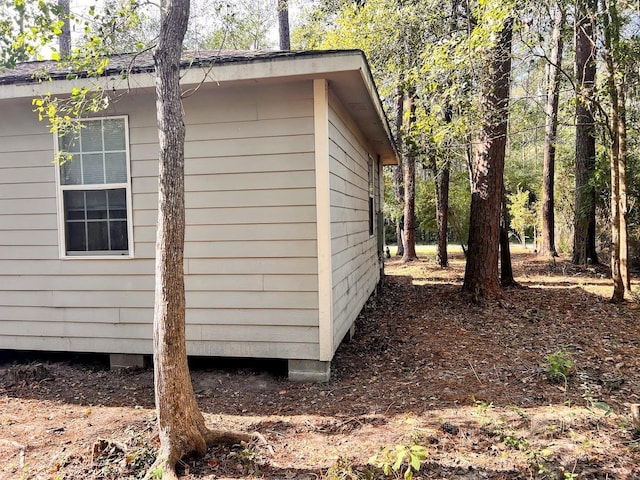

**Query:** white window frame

left=368, top=154, right=375, bottom=238
left=54, top=115, right=134, bottom=259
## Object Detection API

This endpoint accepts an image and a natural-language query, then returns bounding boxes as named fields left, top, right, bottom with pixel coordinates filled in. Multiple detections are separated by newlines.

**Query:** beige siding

left=0, top=81, right=320, bottom=360
left=327, top=96, right=381, bottom=348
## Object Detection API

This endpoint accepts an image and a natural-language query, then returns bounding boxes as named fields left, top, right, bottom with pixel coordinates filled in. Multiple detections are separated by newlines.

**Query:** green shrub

left=368, top=444, right=428, bottom=480
left=543, top=351, right=574, bottom=384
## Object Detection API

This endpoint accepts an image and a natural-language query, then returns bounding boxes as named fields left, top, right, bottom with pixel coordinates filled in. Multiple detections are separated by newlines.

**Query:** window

left=56, top=117, right=132, bottom=257
left=368, top=155, right=374, bottom=237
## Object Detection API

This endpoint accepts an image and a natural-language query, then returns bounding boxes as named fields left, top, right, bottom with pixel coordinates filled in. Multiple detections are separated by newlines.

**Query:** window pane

left=107, top=189, right=127, bottom=219
left=59, top=131, right=80, bottom=153
left=110, top=220, right=128, bottom=250
left=64, top=191, right=86, bottom=220
left=60, top=154, right=82, bottom=185
left=82, top=153, right=105, bottom=184
left=81, top=120, right=103, bottom=151
left=66, top=222, right=86, bottom=251
left=105, top=152, right=127, bottom=183
left=85, top=190, right=108, bottom=219
left=103, top=119, right=126, bottom=150
left=87, top=221, right=109, bottom=251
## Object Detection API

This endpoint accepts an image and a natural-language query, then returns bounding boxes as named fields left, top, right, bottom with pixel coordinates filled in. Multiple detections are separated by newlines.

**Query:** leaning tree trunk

left=540, top=1, right=564, bottom=258
left=573, top=0, right=599, bottom=266
left=462, top=18, right=513, bottom=299
left=150, top=1, right=253, bottom=477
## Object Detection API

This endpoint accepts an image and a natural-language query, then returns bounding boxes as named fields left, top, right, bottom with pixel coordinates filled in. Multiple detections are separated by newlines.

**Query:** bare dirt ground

left=1, top=252, right=640, bottom=480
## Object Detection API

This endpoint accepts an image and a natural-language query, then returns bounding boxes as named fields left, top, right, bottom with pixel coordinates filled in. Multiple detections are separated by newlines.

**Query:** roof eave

left=0, top=50, right=399, bottom=164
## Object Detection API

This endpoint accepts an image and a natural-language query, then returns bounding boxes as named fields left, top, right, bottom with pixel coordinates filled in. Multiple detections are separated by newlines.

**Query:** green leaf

left=392, top=453, right=404, bottom=471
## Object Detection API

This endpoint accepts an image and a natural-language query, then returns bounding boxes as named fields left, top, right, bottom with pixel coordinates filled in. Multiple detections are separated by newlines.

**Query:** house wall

left=327, top=94, right=381, bottom=349
left=0, top=80, right=320, bottom=359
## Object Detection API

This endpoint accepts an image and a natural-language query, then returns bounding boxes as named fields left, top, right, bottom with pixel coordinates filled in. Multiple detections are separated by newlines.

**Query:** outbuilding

left=0, top=50, right=398, bottom=381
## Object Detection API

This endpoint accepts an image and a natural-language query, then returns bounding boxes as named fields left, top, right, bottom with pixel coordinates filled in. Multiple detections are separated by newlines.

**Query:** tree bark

left=500, top=186, right=516, bottom=287
left=462, top=18, right=513, bottom=299
left=572, top=0, right=599, bottom=266
left=393, top=85, right=405, bottom=257
left=436, top=159, right=450, bottom=267
left=58, top=0, right=71, bottom=57
left=402, top=90, right=418, bottom=262
left=609, top=91, right=623, bottom=301
left=436, top=104, right=452, bottom=268
left=539, top=1, right=564, bottom=258
left=149, top=1, right=254, bottom=477
left=278, top=0, right=290, bottom=50
left=601, top=0, right=630, bottom=301
left=152, top=0, right=208, bottom=475
left=618, top=84, right=630, bottom=293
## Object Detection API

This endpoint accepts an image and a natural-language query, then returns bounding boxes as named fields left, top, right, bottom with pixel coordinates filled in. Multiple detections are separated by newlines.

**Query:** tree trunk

left=395, top=168, right=405, bottom=257
left=436, top=104, right=453, bottom=268
left=500, top=187, right=516, bottom=287
left=58, top=0, right=71, bottom=57
left=572, top=0, right=598, bottom=266
left=539, top=1, right=564, bottom=258
left=618, top=84, right=630, bottom=293
left=609, top=95, right=623, bottom=302
left=152, top=0, right=208, bottom=475
left=436, top=160, right=450, bottom=267
left=601, top=0, right=630, bottom=301
left=278, top=0, right=290, bottom=50
left=402, top=153, right=418, bottom=261
left=402, top=91, right=418, bottom=262
left=393, top=85, right=405, bottom=257
left=149, top=1, right=253, bottom=477
left=462, top=18, right=513, bottom=299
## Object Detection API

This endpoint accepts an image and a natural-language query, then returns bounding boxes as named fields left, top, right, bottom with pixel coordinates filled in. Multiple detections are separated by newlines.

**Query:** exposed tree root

left=143, top=428, right=267, bottom=480
left=143, top=455, right=178, bottom=480
left=203, top=429, right=266, bottom=447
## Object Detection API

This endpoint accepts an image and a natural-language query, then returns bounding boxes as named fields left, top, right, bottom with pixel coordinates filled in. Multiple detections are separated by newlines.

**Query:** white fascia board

left=356, top=67, right=398, bottom=166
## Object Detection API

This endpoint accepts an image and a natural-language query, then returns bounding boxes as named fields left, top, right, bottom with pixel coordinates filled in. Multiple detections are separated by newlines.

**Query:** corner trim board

left=313, top=78, right=334, bottom=362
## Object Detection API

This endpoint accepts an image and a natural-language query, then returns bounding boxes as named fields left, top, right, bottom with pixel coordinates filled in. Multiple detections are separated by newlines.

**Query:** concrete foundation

left=288, top=359, right=331, bottom=382
left=109, top=353, right=147, bottom=370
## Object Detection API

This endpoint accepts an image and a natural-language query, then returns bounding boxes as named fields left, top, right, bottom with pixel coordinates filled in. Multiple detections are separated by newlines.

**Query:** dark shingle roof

left=0, top=49, right=357, bottom=85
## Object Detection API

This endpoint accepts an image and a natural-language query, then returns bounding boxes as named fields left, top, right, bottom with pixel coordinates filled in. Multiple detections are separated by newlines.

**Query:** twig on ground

left=468, top=360, right=483, bottom=385
left=0, top=439, right=26, bottom=467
